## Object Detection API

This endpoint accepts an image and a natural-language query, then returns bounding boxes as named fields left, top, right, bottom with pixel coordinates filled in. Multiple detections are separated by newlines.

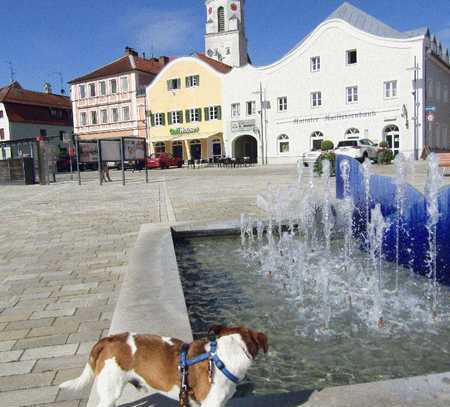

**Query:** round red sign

left=231, top=3, right=238, bottom=11
left=208, top=7, right=213, bottom=14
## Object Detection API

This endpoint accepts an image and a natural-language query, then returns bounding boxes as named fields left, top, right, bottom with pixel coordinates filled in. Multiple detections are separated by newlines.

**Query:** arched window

left=218, top=7, right=225, bottom=32
left=311, top=131, right=324, bottom=151
left=345, top=128, right=360, bottom=139
left=383, top=125, right=400, bottom=155
left=154, top=142, right=165, bottom=154
left=211, top=138, right=222, bottom=157
left=278, top=134, right=290, bottom=153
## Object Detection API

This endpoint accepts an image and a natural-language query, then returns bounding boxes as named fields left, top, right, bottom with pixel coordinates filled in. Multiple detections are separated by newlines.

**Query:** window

left=101, top=109, right=108, bottom=124
left=384, top=81, right=397, bottom=98
left=121, top=77, right=129, bottom=93
left=345, top=128, right=360, bottom=139
left=346, top=86, right=358, bottom=103
left=278, top=97, right=288, bottom=112
left=0, top=129, right=4, bottom=140
left=169, top=111, right=183, bottom=125
left=428, top=79, right=433, bottom=98
left=311, top=131, right=324, bottom=150
left=311, top=91, right=322, bottom=107
left=154, top=113, right=165, bottom=126
left=205, top=106, right=222, bottom=121
left=89, top=83, right=96, bottom=97
left=218, top=7, right=225, bottom=32
left=91, top=111, right=97, bottom=125
left=278, top=134, right=290, bottom=153
left=436, top=81, right=441, bottom=101
left=311, top=56, right=320, bottom=72
left=186, top=75, right=200, bottom=87
left=154, top=142, right=165, bottom=154
left=347, top=49, right=357, bottom=64
left=231, top=103, right=240, bottom=118
left=100, top=81, right=106, bottom=96
left=444, top=85, right=449, bottom=103
left=110, top=79, right=117, bottom=94
left=80, top=112, right=87, bottom=126
left=79, top=85, right=86, bottom=99
left=246, top=101, right=256, bottom=116
left=122, top=106, right=130, bottom=121
left=186, top=108, right=201, bottom=123
left=112, top=108, right=119, bottom=122
left=167, top=78, right=181, bottom=91
left=0, top=110, right=3, bottom=118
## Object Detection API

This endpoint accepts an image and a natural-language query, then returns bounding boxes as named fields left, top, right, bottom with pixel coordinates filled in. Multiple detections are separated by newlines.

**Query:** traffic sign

left=425, top=106, right=436, bottom=112
left=427, top=112, right=435, bottom=122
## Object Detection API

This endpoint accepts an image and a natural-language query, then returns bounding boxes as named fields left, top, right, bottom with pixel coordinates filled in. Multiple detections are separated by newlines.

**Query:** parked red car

left=145, top=153, right=183, bottom=169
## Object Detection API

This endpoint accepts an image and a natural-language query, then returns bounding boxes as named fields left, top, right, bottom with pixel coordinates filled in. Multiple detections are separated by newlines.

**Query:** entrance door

left=233, top=135, right=258, bottom=163
left=384, top=125, right=400, bottom=156
left=190, top=140, right=202, bottom=160
left=172, top=142, right=183, bottom=158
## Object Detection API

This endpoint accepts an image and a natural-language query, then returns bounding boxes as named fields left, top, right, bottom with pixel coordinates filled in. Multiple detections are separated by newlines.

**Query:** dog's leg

left=96, top=358, right=126, bottom=407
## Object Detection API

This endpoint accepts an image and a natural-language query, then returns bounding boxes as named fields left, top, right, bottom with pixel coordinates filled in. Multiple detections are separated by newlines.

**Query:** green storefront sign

left=169, top=127, right=200, bottom=136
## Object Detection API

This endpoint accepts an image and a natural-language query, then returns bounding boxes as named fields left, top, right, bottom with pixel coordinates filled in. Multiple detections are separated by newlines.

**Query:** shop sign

left=231, top=119, right=256, bottom=132
left=169, top=127, right=200, bottom=136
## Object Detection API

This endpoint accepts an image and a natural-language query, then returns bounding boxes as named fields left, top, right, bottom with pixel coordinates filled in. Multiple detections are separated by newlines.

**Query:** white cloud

left=125, top=8, right=202, bottom=55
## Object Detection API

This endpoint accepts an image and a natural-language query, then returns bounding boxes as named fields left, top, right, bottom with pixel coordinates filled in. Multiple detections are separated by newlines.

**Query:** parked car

left=145, top=153, right=183, bottom=169
left=334, top=139, right=379, bottom=162
left=302, top=149, right=323, bottom=167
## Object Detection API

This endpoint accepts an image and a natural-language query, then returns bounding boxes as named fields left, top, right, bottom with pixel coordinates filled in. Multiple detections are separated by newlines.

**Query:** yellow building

left=146, top=54, right=231, bottom=161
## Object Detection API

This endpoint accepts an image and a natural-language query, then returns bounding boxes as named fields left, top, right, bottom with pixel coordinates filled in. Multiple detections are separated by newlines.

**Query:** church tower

left=204, top=0, right=248, bottom=67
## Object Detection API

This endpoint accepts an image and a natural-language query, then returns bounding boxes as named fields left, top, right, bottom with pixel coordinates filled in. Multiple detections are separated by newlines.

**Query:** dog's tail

left=59, top=337, right=108, bottom=392
left=59, top=363, right=94, bottom=391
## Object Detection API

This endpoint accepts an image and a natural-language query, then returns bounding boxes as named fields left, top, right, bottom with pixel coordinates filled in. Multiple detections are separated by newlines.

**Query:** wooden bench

left=436, top=153, right=450, bottom=175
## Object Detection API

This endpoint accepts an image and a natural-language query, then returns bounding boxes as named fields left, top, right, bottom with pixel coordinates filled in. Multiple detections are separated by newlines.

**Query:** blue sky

left=1, top=0, right=449, bottom=93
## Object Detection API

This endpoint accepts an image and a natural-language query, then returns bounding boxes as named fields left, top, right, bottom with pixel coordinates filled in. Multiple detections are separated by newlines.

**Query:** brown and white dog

left=60, top=325, right=268, bottom=407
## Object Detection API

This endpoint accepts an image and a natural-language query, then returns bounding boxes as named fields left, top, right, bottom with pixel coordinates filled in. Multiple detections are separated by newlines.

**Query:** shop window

left=154, top=142, right=165, bottom=154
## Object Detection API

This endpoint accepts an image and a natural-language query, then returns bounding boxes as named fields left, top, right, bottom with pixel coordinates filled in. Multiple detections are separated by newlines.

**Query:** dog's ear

left=256, top=332, right=268, bottom=354
left=208, top=325, right=225, bottom=335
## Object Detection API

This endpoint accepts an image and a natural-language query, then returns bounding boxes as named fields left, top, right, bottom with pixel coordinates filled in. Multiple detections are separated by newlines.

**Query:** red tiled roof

left=4, top=102, right=73, bottom=126
left=0, top=81, right=72, bottom=109
left=69, top=54, right=172, bottom=84
left=195, top=53, right=233, bottom=73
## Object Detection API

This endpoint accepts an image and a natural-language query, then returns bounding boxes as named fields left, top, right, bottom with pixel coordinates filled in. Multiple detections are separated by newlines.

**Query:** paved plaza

left=0, top=163, right=449, bottom=407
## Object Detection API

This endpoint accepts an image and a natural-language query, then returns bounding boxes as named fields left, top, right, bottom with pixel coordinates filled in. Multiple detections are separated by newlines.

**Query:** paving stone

left=31, top=308, right=76, bottom=320
left=0, top=349, right=23, bottom=362
left=35, top=401, right=80, bottom=407
left=33, top=354, right=87, bottom=373
left=21, top=343, right=78, bottom=360
left=52, top=367, right=84, bottom=386
left=76, top=341, right=96, bottom=356
left=0, top=371, right=55, bottom=391
left=0, top=385, right=59, bottom=406
left=67, top=331, right=101, bottom=344
left=14, top=335, right=69, bottom=350
left=5, top=318, right=54, bottom=331
left=28, top=322, right=79, bottom=338
left=0, top=360, right=35, bottom=377
left=0, top=340, right=16, bottom=351
left=0, top=329, right=29, bottom=341
left=61, top=283, right=98, bottom=292
left=0, top=310, right=32, bottom=323
left=77, top=320, right=111, bottom=333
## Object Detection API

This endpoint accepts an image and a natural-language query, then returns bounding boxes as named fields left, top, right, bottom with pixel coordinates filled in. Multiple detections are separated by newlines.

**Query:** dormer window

left=218, top=7, right=225, bottom=32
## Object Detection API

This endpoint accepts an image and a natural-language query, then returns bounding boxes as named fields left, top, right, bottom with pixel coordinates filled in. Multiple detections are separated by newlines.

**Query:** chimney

left=124, top=46, right=138, bottom=57
left=159, top=56, right=169, bottom=66
left=43, top=82, right=52, bottom=94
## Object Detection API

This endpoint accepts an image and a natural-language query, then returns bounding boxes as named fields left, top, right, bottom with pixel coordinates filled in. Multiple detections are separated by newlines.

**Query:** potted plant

left=377, top=141, right=394, bottom=165
left=314, top=140, right=336, bottom=175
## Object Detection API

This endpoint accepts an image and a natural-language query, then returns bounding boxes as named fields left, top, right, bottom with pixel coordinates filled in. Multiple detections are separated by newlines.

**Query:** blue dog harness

left=179, top=334, right=240, bottom=384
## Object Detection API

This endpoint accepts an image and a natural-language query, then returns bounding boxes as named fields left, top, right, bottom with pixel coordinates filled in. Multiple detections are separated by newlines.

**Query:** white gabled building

left=214, top=2, right=450, bottom=163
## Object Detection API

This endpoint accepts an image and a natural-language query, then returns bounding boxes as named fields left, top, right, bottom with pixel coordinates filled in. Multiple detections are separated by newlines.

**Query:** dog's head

left=208, top=325, right=268, bottom=359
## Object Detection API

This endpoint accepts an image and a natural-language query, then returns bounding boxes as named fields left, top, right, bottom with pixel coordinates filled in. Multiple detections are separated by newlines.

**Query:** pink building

left=69, top=47, right=170, bottom=140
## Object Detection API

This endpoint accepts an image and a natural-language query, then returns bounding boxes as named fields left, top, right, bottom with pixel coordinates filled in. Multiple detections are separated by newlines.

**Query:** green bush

left=321, top=140, right=334, bottom=151
left=377, top=149, right=394, bottom=165
left=314, top=151, right=336, bottom=176
left=378, top=141, right=388, bottom=149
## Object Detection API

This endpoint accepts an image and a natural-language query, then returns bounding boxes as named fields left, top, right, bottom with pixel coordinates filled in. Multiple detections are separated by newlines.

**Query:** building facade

left=220, top=2, right=450, bottom=163
left=69, top=47, right=170, bottom=141
left=0, top=81, right=73, bottom=158
left=146, top=54, right=231, bottom=161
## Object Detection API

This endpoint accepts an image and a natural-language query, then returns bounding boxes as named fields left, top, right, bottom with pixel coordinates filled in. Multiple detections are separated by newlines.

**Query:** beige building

left=146, top=54, right=231, bottom=160
left=69, top=47, right=170, bottom=140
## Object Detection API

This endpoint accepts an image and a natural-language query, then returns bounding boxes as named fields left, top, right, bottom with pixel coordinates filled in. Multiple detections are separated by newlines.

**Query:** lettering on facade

left=293, top=111, right=377, bottom=125
left=231, top=119, right=256, bottom=132
left=169, top=127, right=200, bottom=136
